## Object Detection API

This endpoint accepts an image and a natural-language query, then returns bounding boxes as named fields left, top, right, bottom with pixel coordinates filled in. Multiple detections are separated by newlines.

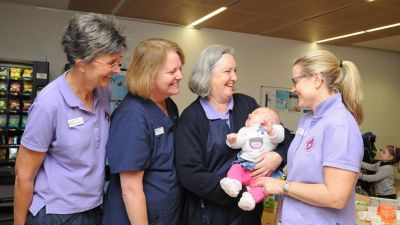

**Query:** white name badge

left=154, top=127, right=164, bottom=136
left=68, top=117, right=84, bottom=128
left=296, top=127, right=305, bottom=136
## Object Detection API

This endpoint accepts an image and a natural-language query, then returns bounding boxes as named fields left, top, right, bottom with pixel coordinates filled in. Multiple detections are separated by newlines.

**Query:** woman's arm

left=255, top=166, right=357, bottom=209
left=120, top=171, right=148, bottom=225
left=14, top=145, right=46, bottom=225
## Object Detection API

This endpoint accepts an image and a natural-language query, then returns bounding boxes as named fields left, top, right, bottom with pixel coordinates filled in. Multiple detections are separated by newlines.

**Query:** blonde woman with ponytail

left=255, top=50, right=364, bottom=225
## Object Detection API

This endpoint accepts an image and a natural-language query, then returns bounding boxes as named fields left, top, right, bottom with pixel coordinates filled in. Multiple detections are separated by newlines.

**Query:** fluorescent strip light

left=315, top=22, right=400, bottom=43
left=366, top=23, right=400, bottom=32
left=186, top=7, right=227, bottom=28
left=315, top=31, right=365, bottom=43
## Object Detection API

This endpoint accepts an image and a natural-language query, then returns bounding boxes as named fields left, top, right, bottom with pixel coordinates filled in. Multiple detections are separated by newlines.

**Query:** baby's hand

left=262, top=119, right=273, bottom=134
left=226, top=133, right=237, bottom=145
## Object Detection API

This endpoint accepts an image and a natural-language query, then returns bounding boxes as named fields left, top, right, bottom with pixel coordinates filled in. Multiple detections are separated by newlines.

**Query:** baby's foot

left=238, top=191, right=255, bottom=211
left=220, top=178, right=242, bottom=197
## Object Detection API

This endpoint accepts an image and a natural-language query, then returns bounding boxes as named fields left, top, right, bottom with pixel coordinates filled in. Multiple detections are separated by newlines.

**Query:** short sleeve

left=106, top=108, right=150, bottom=174
left=21, top=99, right=55, bottom=152
left=322, top=123, right=363, bottom=172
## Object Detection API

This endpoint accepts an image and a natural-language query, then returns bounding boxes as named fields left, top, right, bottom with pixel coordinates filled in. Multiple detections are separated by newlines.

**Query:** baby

left=220, top=107, right=284, bottom=211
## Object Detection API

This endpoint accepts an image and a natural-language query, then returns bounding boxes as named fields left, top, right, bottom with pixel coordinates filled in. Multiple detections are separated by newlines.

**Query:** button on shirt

left=281, top=93, right=363, bottom=225
left=21, top=72, right=110, bottom=215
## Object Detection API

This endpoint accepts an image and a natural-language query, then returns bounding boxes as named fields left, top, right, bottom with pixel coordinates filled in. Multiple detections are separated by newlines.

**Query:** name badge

left=68, top=117, right=84, bottom=128
left=154, top=127, right=164, bottom=136
left=296, top=128, right=305, bottom=136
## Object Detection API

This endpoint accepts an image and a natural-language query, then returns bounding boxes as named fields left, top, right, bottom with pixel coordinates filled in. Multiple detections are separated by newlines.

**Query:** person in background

left=255, top=49, right=364, bottom=225
left=359, top=145, right=400, bottom=199
left=14, top=13, right=126, bottom=225
left=102, top=38, right=184, bottom=225
left=174, top=45, right=292, bottom=225
left=221, top=107, right=284, bottom=211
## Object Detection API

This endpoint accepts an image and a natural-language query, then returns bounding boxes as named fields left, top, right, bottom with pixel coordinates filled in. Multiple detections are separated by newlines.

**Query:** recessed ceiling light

left=186, top=7, right=227, bottom=29
left=314, top=22, right=400, bottom=43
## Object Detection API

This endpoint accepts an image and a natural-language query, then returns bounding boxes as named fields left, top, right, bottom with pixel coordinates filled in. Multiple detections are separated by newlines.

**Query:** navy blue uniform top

left=103, top=93, right=182, bottom=225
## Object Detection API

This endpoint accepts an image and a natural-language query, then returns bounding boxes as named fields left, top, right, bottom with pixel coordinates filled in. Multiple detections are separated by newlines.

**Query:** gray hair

left=61, top=13, right=127, bottom=65
left=189, top=45, right=234, bottom=97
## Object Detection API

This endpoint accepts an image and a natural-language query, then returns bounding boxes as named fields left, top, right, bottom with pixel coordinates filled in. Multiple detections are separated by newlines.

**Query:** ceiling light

left=186, top=7, right=227, bottom=28
left=366, top=23, right=400, bottom=32
left=315, top=31, right=366, bottom=43
left=314, top=22, right=400, bottom=44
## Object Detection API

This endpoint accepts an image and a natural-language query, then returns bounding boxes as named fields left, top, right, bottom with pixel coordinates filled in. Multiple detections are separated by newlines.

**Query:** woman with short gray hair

left=189, top=45, right=234, bottom=97
left=14, top=13, right=126, bottom=225
left=175, top=45, right=292, bottom=225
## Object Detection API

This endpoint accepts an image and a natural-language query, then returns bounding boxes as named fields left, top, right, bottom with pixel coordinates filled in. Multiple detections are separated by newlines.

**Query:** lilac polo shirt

left=199, top=97, right=234, bottom=124
left=281, top=93, right=363, bottom=225
left=21, top=72, right=111, bottom=215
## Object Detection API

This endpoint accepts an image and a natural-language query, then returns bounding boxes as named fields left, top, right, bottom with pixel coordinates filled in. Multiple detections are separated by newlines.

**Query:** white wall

left=1, top=1, right=399, bottom=148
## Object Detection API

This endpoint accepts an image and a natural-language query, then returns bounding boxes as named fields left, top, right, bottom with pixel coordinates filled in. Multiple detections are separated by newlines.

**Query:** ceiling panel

left=116, top=0, right=176, bottom=21
left=1, top=0, right=400, bottom=52
left=308, top=2, right=388, bottom=27
left=266, top=0, right=363, bottom=21
left=68, top=0, right=120, bottom=14
left=233, top=16, right=293, bottom=34
left=263, top=21, right=356, bottom=43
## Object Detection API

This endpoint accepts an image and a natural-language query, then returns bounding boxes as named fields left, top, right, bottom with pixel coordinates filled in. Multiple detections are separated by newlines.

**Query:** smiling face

left=152, top=50, right=183, bottom=101
left=208, top=53, right=237, bottom=103
left=83, top=52, right=122, bottom=89
left=290, top=64, right=318, bottom=110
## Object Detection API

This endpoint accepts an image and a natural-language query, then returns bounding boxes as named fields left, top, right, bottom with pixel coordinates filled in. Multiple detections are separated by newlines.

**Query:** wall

left=1, top=1, right=399, bottom=148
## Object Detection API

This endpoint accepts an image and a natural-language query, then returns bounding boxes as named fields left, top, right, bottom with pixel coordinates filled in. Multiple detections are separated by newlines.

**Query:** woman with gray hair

left=14, top=13, right=126, bottom=225
left=174, top=45, right=292, bottom=225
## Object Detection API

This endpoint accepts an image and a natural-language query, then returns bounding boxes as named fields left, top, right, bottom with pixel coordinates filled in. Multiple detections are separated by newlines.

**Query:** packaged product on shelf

left=8, top=114, right=20, bottom=128
left=10, top=67, right=22, bottom=80
left=9, top=100, right=20, bottom=111
left=0, top=67, right=8, bottom=79
left=23, top=81, right=32, bottom=93
left=22, top=68, right=33, bottom=80
left=21, top=115, right=27, bottom=128
left=0, top=98, right=7, bottom=110
left=9, top=82, right=21, bottom=93
left=22, top=100, right=32, bottom=112
left=0, top=82, right=7, bottom=92
left=0, top=147, right=7, bottom=160
left=0, top=114, right=7, bottom=127
left=8, top=147, right=18, bottom=161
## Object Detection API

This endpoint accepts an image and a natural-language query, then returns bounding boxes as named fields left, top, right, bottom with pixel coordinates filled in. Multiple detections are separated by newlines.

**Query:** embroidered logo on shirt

left=304, top=136, right=316, bottom=152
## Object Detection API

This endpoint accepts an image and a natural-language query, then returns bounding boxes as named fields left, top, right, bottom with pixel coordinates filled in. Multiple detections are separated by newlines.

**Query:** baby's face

left=245, top=109, right=268, bottom=127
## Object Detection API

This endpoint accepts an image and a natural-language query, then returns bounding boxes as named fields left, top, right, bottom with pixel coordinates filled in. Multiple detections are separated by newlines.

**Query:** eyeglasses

left=93, top=60, right=121, bottom=71
left=291, top=75, right=307, bottom=86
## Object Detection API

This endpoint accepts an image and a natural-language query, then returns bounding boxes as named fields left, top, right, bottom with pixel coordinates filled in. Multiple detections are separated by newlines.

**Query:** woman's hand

left=251, top=151, right=283, bottom=179
left=254, top=177, right=285, bottom=195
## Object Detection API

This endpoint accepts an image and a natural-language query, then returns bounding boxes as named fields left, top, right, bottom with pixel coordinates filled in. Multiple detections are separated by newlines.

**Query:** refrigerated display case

left=0, top=58, right=49, bottom=207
